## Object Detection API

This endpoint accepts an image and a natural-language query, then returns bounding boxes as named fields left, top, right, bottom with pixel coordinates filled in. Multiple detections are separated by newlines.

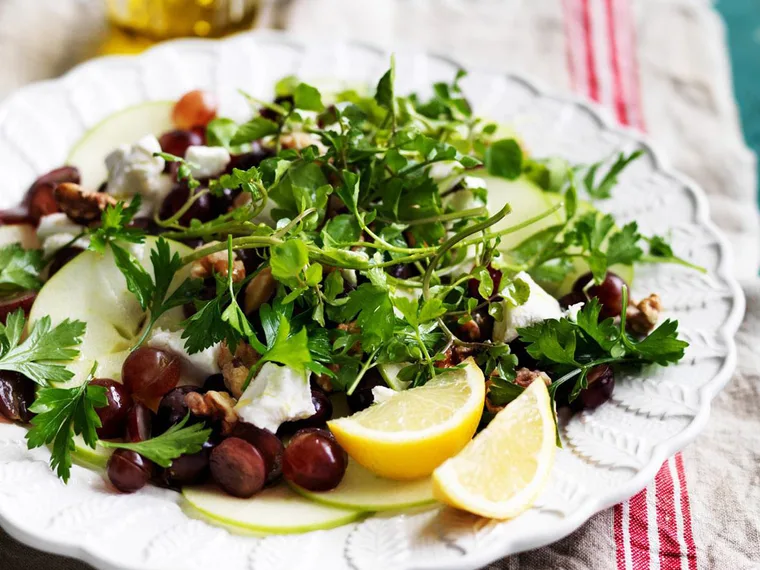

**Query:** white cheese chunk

left=371, top=386, right=397, bottom=405
left=105, top=135, right=171, bottom=204
left=492, top=271, right=563, bottom=343
left=565, top=302, right=585, bottom=322
left=185, top=145, right=231, bottom=179
left=36, top=213, right=90, bottom=257
left=147, top=327, right=221, bottom=386
left=234, top=362, right=316, bottom=433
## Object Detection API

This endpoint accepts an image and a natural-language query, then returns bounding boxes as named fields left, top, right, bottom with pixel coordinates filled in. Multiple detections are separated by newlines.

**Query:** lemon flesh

left=432, top=378, right=556, bottom=519
left=328, top=359, right=485, bottom=480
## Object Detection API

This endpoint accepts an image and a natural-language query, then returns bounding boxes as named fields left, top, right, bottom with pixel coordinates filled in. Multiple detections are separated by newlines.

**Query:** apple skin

left=182, top=484, right=362, bottom=535
left=288, top=459, right=436, bottom=512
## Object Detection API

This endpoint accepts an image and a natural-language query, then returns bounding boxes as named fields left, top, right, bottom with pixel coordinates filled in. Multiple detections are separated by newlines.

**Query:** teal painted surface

left=715, top=0, right=760, bottom=202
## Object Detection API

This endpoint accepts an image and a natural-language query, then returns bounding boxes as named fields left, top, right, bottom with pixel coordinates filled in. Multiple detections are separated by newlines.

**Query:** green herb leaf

left=485, top=139, right=523, bottom=179
left=270, top=239, right=309, bottom=282
left=206, top=117, right=240, bottom=149
left=0, top=310, right=86, bottom=386
left=231, top=117, right=279, bottom=146
left=583, top=150, right=643, bottom=199
left=339, top=284, right=395, bottom=350
left=259, top=316, right=312, bottom=374
left=0, top=244, right=44, bottom=293
left=88, top=197, right=145, bottom=254
left=518, top=292, right=689, bottom=400
left=294, top=83, right=325, bottom=112
left=26, top=362, right=107, bottom=482
left=101, top=414, right=212, bottom=468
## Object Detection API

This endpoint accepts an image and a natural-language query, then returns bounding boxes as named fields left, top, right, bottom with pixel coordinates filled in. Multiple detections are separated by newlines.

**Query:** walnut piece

left=337, top=321, right=362, bottom=354
left=314, top=363, right=340, bottom=393
left=217, top=341, right=260, bottom=398
left=280, top=132, right=328, bottom=153
left=186, top=390, right=238, bottom=434
left=54, top=182, right=117, bottom=224
left=434, top=345, right=477, bottom=369
left=514, top=367, right=552, bottom=388
left=190, top=241, right=246, bottom=284
left=485, top=368, right=550, bottom=414
left=244, top=267, right=277, bottom=314
left=626, top=293, right=662, bottom=335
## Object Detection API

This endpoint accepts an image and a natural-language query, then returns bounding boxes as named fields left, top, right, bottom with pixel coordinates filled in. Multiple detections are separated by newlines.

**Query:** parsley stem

left=346, top=348, right=380, bottom=396
left=422, top=203, right=512, bottom=301
left=457, top=202, right=564, bottom=249
left=180, top=236, right=282, bottom=266
left=401, top=206, right=489, bottom=226
left=639, top=254, right=706, bottom=273
left=154, top=189, right=210, bottom=229
left=273, top=208, right=317, bottom=238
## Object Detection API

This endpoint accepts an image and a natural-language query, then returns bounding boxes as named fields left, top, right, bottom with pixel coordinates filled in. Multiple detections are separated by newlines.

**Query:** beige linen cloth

left=0, top=0, right=758, bottom=568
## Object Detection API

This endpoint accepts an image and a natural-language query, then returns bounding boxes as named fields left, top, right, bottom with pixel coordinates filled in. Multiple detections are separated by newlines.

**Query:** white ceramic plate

left=0, top=32, right=744, bottom=570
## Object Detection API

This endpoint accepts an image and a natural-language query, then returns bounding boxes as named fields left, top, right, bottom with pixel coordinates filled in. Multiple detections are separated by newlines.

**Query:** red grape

left=347, top=370, right=384, bottom=413
left=107, top=449, right=152, bottom=493
left=90, top=379, right=132, bottom=439
left=0, top=209, right=34, bottom=226
left=210, top=437, right=266, bottom=498
left=159, top=439, right=215, bottom=487
left=122, top=348, right=181, bottom=411
left=229, top=422, right=284, bottom=484
left=125, top=403, right=152, bottom=443
left=172, top=90, right=218, bottom=130
left=159, top=129, right=203, bottom=159
left=159, top=185, right=214, bottom=225
left=23, top=166, right=80, bottom=223
left=48, top=246, right=84, bottom=279
left=202, top=374, right=228, bottom=394
left=0, top=291, right=37, bottom=324
left=155, top=386, right=199, bottom=435
left=282, top=428, right=347, bottom=492
left=578, top=365, right=615, bottom=410
left=572, top=272, right=628, bottom=319
left=467, top=264, right=502, bottom=300
left=0, top=371, right=35, bottom=423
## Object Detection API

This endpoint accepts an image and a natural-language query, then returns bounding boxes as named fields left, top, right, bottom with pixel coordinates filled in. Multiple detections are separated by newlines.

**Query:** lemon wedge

left=328, top=359, right=485, bottom=480
left=432, top=378, right=556, bottom=519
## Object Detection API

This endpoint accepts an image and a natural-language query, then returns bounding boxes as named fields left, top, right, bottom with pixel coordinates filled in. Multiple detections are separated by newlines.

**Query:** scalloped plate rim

left=0, top=30, right=745, bottom=570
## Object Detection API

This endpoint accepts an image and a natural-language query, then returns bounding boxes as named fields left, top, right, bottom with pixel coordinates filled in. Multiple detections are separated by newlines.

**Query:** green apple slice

left=481, top=173, right=634, bottom=296
left=182, top=484, right=362, bottom=535
left=67, top=101, right=175, bottom=189
left=71, top=435, right=113, bottom=470
left=477, top=173, right=564, bottom=251
left=378, top=362, right=411, bottom=391
left=289, top=459, right=435, bottom=512
left=28, top=236, right=191, bottom=386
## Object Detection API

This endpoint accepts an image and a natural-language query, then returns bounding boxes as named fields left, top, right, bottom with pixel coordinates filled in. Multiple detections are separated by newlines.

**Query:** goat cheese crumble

left=234, top=362, right=316, bottom=433
left=492, top=271, right=563, bottom=343
left=105, top=135, right=171, bottom=205
left=185, top=145, right=231, bottom=179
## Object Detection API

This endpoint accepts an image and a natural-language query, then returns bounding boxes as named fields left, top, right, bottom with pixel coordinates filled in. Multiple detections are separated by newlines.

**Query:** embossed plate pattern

left=0, top=32, right=745, bottom=570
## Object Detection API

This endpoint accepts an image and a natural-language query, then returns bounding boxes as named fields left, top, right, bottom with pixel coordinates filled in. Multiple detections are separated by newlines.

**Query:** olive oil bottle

left=106, top=0, right=260, bottom=40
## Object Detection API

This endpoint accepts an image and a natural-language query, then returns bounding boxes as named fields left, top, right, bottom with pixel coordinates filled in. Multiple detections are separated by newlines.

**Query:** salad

left=0, top=62, right=699, bottom=530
